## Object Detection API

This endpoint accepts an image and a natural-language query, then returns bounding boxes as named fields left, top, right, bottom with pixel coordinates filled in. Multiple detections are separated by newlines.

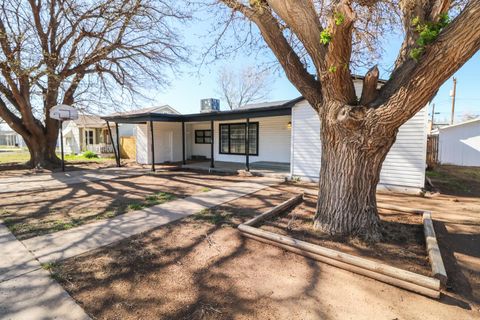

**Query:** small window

left=195, top=130, right=212, bottom=144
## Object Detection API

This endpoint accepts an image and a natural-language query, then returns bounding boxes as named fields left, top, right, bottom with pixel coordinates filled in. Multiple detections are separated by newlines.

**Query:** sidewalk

left=0, top=166, right=150, bottom=194
left=0, top=177, right=279, bottom=319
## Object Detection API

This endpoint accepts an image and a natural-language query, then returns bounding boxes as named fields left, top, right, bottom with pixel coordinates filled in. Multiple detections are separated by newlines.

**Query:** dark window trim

left=219, top=122, right=259, bottom=156
left=195, top=129, right=212, bottom=144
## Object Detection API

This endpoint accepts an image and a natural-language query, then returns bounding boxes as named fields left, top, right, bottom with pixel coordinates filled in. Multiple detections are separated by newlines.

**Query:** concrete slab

left=0, top=269, right=90, bottom=320
left=0, top=167, right=150, bottom=194
left=22, top=178, right=280, bottom=265
left=0, top=224, right=39, bottom=282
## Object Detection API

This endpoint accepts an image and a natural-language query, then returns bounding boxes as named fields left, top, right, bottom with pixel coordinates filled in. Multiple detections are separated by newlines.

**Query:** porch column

left=182, top=121, right=186, bottom=165
left=210, top=120, right=214, bottom=168
left=245, top=118, right=250, bottom=171
left=115, top=122, right=121, bottom=167
left=149, top=120, right=156, bottom=172
left=106, top=121, right=120, bottom=167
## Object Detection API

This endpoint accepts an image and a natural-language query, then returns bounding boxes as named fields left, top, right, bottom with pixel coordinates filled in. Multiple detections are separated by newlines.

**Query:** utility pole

left=450, top=77, right=457, bottom=125
left=431, top=103, right=436, bottom=125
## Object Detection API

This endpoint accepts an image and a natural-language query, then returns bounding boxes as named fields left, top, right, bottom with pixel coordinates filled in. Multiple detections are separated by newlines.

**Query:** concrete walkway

left=0, top=166, right=150, bottom=194
left=0, top=177, right=279, bottom=319
left=0, top=224, right=90, bottom=319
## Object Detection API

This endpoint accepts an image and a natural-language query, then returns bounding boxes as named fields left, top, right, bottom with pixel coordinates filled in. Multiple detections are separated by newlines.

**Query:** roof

left=104, top=105, right=180, bottom=118
left=438, top=118, right=480, bottom=131
left=102, top=98, right=300, bottom=123
left=72, top=115, right=104, bottom=128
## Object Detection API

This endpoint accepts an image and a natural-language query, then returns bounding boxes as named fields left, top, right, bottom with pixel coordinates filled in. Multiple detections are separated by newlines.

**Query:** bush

left=83, top=151, right=99, bottom=159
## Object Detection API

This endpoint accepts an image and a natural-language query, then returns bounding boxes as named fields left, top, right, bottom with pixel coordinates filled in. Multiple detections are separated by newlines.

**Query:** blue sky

left=139, top=11, right=479, bottom=123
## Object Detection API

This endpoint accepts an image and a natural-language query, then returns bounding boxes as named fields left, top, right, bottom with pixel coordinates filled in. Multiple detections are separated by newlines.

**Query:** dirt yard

left=0, top=170, right=247, bottom=240
left=51, top=181, right=480, bottom=319
left=259, top=194, right=430, bottom=276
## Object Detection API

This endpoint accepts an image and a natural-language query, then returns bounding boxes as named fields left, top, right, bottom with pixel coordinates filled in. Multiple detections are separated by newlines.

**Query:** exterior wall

left=291, top=101, right=428, bottom=191
left=438, top=120, right=480, bottom=166
left=62, top=121, right=81, bottom=154
left=213, top=116, right=291, bottom=164
left=135, top=122, right=183, bottom=164
left=186, top=122, right=211, bottom=159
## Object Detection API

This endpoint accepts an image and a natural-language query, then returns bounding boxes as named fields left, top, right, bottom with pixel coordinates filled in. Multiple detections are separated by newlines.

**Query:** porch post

left=115, top=122, right=121, bottom=167
left=210, top=120, right=214, bottom=168
left=149, top=120, right=156, bottom=172
left=106, top=121, right=120, bottom=167
left=245, top=118, right=250, bottom=171
left=182, top=121, right=186, bottom=165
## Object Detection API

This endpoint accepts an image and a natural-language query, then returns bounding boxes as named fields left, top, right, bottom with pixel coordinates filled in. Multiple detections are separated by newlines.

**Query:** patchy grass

left=427, top=165, right=480, bottom=196
left=128, top=192, right=176, bottom=211
left=200, top=187, right=212, bottom=192
left=41, top=262, right=58, bottom=271
left=0, top=150, right=30, bottom=164
left=192, top=208, right=234, bottom=226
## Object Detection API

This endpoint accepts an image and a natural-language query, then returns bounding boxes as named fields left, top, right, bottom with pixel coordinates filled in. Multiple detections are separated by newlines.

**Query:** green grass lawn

left=0, top=150, right=114, bottom=164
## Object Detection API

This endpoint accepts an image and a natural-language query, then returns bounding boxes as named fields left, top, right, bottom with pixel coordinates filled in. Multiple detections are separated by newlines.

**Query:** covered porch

left=101, top=100, right=298, bottom=175
left=182, top=160, right=290, bottom=178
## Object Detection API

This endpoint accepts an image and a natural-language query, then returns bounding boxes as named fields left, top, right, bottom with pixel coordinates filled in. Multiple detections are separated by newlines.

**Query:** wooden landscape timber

left=423, top=211, right=448, bottom=287
left=239, top=194, right=448, bottom=299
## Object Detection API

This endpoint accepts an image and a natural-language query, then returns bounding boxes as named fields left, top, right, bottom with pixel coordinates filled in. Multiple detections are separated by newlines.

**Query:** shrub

left=83, top=150, right=99, bottom=159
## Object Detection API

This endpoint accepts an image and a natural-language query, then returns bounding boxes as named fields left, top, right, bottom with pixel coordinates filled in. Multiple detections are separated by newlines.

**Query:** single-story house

left=0, top=130, right=25, bottom=147
left=61, top=114, right=140, bottom=155
left=436, top=118, right=480, bottom=166
left=103, top=79, right=428, bottom=193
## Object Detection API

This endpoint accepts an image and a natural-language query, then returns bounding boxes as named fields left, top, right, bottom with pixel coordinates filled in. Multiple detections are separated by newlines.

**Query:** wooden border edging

left=244, top=193, right=304, bottom=227
left=238, top=194, right=447, bottom=299
left=423, top=211, right=448, bottom=287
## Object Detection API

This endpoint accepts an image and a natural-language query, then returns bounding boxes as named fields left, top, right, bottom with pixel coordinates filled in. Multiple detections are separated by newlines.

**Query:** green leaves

left=334, top=12, right=345, bottom=26
left=409, top=14, right=450, bottom=61
left=320, top=29, right=332, bottom=45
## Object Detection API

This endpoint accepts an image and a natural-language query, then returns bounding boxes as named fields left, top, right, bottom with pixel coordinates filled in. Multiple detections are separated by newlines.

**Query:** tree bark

left=22, top=129, right=60, bottom=168
left=313, top=103, right=397, bottom=241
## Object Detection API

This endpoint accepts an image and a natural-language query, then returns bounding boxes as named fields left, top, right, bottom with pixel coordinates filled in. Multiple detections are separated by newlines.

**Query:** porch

left=182, top=160, right=290, bottom=178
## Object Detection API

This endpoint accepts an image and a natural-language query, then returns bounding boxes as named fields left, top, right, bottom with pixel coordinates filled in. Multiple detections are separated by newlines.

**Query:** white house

left=437, top=118, right=480, bottom=166
left=103, top=80, right=428, bottom=193
left=61, top=114, right=140, bottom=155
left=0, top=130, right=25, bottom=147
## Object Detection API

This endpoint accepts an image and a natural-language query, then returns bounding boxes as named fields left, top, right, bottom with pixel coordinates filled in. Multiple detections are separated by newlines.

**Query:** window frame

left=194, top=129, right=212, bottom=144
left=219, top=122, right=259, bottom=156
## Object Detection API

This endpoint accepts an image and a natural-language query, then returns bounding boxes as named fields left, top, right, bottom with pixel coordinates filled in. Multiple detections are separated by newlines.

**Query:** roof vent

left=200, top=98, right=220, bottom=113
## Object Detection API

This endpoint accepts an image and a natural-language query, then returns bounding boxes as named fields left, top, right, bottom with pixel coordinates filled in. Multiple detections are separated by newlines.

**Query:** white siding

left=438, top=120, right=480, bottom=166
left=186, top=122, right=211, bottom=159
left=291, top=101, right=428, bottom=191
left=213, top=116, right=291, bottom=163
left=135, top=122, right=183, bottom=164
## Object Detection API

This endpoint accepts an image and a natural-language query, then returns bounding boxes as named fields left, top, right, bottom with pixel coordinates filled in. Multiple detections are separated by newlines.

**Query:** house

left=103, top=79, right=428, bottom=193
left=436, top=118, right=480, bottom=166
left=0, top=130, right=25, bottom=147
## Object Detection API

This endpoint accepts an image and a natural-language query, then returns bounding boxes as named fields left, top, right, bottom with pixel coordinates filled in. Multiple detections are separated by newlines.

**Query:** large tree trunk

left=313, top=105, right=397, bottom=242
left=23, top=129, right=61, bottom=169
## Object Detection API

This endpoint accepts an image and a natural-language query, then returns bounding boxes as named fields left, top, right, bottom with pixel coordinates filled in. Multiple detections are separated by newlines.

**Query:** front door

left=157, top=131, right=173, bottom=163
left=84, top=129, right=95, bottom=148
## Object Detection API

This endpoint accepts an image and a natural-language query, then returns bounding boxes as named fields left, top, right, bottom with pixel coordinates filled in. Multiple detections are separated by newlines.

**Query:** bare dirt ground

left=52, top=182, right=480, bottom=319
left=0, top=170, right=246, bottom=240
left=259, top=193, right=430, bottom=276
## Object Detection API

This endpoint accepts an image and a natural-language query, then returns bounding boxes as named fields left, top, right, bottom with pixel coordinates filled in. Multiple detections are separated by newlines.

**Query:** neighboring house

left=61, top=114, right=136, bottom=155
left=437, top=118, right=480, bottom=166
left=0, top=130, right=25, bottom=147
left=103, top=79, right=428, bottom=193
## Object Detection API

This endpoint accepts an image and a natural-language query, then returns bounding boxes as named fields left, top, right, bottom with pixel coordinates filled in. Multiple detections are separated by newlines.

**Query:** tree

left=216, top=65, right=272, bottom=109
left=0, top=0, right=188, bottom=168
left=461, top=112, right=479, bottom=121
left=216, top=0, right=480, bottom=240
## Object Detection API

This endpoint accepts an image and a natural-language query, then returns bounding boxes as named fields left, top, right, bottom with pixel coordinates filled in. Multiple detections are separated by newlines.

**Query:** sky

left=143, top=10, right=480, bottom=125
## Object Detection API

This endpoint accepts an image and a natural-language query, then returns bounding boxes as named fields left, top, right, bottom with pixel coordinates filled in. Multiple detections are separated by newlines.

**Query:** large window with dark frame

left=219, top=122, right=258, bottom=155
left=195, top=130, right=212, bottom=144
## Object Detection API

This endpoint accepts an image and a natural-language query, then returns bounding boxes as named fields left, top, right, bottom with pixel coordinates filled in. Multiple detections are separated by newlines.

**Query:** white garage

left=437, top=118, right=480, bottom=166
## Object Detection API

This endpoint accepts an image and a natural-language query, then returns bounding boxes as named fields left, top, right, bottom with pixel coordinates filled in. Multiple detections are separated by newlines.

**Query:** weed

left=200, top=187, right=211, bottom=192
left=41, top=262, right=58, bottom=271
left=193, top=209, right=233, bottom=225
left=128, top=203, right=145, bottom=211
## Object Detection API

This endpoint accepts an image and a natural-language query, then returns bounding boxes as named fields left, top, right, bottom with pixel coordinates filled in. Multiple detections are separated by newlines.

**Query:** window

left=84, top=129, right=94, bottom=145
left=219, top=122, right=258, bottom=155
left=195, top=130, right=212, bottom=144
